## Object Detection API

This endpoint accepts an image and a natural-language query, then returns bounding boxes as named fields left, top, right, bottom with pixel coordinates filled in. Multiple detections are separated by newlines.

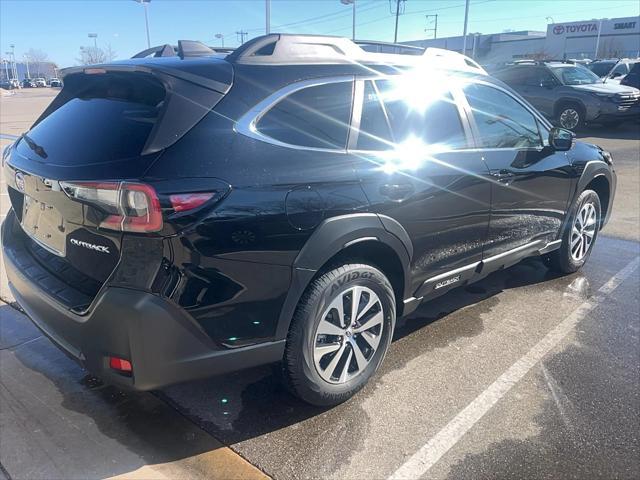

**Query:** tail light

left=169, top=192, right=215, bottom=212
left=61, top=181, right=163, bottom=233
left=109, top=356, right=132, bottom=375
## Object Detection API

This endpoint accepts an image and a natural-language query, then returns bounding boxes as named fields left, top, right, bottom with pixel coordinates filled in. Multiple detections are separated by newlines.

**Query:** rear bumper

left=2, top=213, right=284, bottom=390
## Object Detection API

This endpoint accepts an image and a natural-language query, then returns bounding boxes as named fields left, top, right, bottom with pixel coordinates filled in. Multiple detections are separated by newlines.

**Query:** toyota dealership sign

left=548, top=17, right=640, bottom=39
left=551, top=22, right=598, bottom=36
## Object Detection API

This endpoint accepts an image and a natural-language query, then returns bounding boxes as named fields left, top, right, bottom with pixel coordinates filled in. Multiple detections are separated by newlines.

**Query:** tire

left=283, top=263, right=396, bottom=406
left=545, top=189, right=601, bottom=274
left=556, top=103, right=585, bottom=130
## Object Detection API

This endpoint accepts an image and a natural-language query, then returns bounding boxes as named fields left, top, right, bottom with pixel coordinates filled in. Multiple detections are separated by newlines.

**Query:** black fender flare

left=559, top=160, right=614, bottom=238
left=274, top=213, right=413, bottom=340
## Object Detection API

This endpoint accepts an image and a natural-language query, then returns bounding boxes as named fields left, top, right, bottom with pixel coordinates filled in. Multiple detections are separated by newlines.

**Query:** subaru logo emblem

left=15, top=172, right=25, bottom=192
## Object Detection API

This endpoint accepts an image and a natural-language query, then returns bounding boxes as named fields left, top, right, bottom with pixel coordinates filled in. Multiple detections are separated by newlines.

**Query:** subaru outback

left=2, top=35, right=616, bottom=406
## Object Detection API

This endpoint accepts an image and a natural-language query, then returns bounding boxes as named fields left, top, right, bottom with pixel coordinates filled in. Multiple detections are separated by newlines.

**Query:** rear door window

left=375, top=79, right=467, bottom=149
left=355, top=81, right=393, bottom=150
left=464, top=83, right=542, bottom=149
left=257, top=81, right=353, bottom=149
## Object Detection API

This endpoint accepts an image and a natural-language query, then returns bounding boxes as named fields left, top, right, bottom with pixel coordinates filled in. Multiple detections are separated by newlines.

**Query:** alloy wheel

left=559, top=108, right=580, bottom=130
left=571, top=202, right=597, bottom=261
left=313, top=286, right=384, bottom=384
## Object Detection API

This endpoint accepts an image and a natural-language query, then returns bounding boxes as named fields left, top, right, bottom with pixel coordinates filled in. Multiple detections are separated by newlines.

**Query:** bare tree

left=25, top=48, right=49, bottom=77
left=104, top=43, right=117, bottom=62
left=77, top=46, right=107, bottom=65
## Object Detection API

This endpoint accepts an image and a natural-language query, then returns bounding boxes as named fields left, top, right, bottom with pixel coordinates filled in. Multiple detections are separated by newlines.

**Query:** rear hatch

left=4, top=58, right=233, bottom=310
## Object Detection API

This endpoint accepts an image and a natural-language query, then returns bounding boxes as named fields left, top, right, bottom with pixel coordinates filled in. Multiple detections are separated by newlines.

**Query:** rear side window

left=376, top=79, right=467, bottom=149
left=464, top=83, right=542, bottom=149
left=257, top=81, right=353, bottom=149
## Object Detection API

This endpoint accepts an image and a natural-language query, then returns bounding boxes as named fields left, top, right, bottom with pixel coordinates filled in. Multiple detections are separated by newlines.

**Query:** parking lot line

left=389, top=256, right=640, bottom=480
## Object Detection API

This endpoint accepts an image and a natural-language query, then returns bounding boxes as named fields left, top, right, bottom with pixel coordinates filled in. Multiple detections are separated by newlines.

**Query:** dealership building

left=403, top=16, right=640, bottom=64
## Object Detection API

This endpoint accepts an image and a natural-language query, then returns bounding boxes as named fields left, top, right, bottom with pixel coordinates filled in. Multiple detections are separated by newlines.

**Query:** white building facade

left=403, top=16, right=640, bottom=64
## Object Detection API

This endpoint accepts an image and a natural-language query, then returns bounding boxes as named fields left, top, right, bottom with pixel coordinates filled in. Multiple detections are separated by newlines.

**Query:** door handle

left=380, top=183, right=415, bottom=200
left=491, top=169, right=514, bottom=179
left=491, top=169, right=515, bottom=184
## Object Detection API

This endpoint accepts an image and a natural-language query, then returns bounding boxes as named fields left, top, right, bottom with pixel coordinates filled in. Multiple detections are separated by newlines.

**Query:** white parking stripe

left=389, top=256, right=640, bottom=480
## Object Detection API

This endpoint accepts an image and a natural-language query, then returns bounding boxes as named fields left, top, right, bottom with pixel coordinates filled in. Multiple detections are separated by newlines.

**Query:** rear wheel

left=545, top=189, right=601, bottom=273
left=283, top=263, right=396, bottom=406
left=556, top=103, right=584, bottom=130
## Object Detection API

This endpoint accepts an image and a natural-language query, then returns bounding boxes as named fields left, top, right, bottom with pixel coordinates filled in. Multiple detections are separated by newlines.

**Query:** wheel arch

left=274, top=213, right=413, bottom=340
left=554, top=97, right=586, bottom=118
left=560, top=161, right=613, bottom=237
left=584, top=174, right=610, bottom=228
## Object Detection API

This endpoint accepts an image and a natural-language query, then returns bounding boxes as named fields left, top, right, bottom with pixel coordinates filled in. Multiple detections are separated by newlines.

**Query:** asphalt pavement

left=1, top=89, right=639, bottom=480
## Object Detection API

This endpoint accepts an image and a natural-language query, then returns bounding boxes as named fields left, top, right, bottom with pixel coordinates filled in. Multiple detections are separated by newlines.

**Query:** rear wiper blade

left=21, top=133, right=48, bottom=159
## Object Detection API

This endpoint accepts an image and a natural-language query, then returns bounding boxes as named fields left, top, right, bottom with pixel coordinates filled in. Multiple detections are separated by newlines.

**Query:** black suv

left=494, top=61, right=640, bottom=129
left=2, top=35, right=616, bottom=406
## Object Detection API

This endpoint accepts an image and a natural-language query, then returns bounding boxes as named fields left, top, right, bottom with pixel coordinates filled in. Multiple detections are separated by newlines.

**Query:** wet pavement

left=1, top=89, right=639, bottom=479
left=158, top=236, right=639, bottom=479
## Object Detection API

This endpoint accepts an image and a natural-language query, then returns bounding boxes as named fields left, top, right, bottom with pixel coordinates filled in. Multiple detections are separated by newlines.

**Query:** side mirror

left=549, top=127, right=574, bottom=151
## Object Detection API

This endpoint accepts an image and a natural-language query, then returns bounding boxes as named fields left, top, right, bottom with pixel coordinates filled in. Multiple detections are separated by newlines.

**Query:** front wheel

left=557, top=104, right=584, bottom=130
left=545, top=189, right=601, bottom=273
left=283, top=263, right=396, bottom=406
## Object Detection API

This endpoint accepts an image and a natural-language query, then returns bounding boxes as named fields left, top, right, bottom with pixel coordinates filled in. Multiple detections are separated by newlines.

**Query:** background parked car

left=21, top=78, right=36, bottom=88
left=494, top=60, right=640, bottom=129
left=1, top=80, right=14, bottom=90
left=34, top=77, right=47, bottom=87
left=586, top=59, right=618, bottom=79
left=603, top=59, right=640, bottom=84
left=48, top=78, right=62, bottom=87
left=620, top=62, right=640, bottom=90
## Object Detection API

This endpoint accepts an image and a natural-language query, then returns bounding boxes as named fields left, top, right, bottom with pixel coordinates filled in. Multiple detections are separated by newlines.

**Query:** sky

left=1, top=0, right=639, bottom=67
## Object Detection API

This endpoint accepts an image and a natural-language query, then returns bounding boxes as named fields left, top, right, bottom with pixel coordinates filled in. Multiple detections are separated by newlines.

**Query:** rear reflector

left=169, top=192, right=215, bottom=212
left=60, top=181, right=163, bottom=233
left=109, top=356, right=132, bottom=373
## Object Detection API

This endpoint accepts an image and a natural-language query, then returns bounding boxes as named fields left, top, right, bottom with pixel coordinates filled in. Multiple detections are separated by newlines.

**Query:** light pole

left=471, top=32, right=481, bottom=59
left=2, top=60, right=9, bottom=81
left=265, top=0, right=271, bottom=35
left=594, top=18, right=604, bottom=59
left=88, top=33, right=98, bottom=48
left=341, top=0, right=356, bottom=41
left=461, top=0, right=470, bottom=55
left=10, top=44, right=17, bottom=81
left=133, top=0, right=152, bottom=48
left=215, top=33, right=225, bottom=48
left=23, top=54, right=30, bottom=78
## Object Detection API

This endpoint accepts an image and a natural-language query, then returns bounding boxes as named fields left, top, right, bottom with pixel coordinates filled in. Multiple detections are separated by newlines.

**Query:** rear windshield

left=16, top=73, right=164, bottom=165
left=586, top=62, right=615, bottom=77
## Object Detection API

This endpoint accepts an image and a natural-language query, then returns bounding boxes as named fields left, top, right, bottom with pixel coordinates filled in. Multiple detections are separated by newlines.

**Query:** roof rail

left=355, top=40, right=424, bottom=56
left=225, top=34, right=486, bottom=73
left=131, top=40, right=218, bottom=59
left=131, top=44, right=176, bottom=58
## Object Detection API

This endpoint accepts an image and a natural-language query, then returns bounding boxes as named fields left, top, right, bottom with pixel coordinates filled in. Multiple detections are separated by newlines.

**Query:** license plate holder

left=21, top=196, right=67, bottom=256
